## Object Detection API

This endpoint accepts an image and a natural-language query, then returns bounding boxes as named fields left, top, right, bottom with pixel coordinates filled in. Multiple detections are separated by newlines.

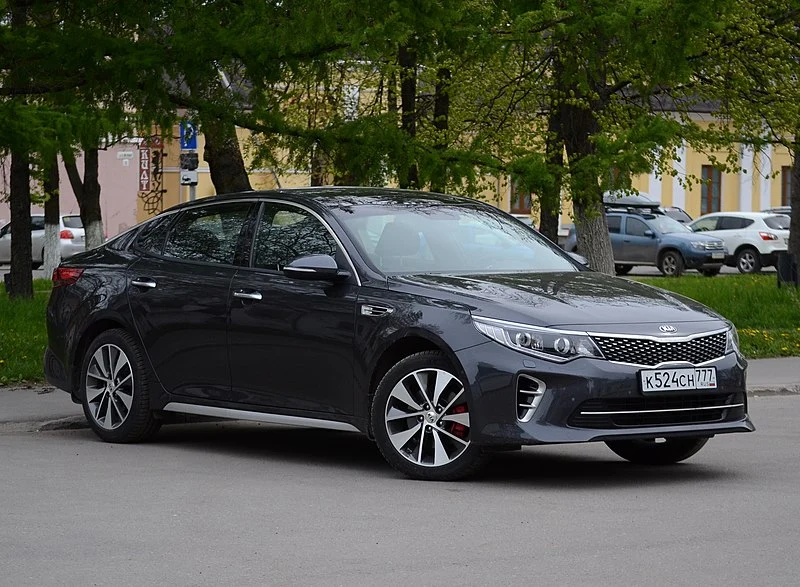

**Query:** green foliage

left=637, top=274, right=800, bottom=358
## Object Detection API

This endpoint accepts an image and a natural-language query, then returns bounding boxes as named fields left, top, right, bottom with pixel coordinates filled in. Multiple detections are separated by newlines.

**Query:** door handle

left=131, top=279, right=157, bottom=289
left=233, top=290, right=262, bottom=301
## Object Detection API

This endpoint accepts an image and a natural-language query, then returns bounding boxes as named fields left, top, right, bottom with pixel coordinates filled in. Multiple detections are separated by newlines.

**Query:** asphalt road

left=1, top=394, right=798, bottom=586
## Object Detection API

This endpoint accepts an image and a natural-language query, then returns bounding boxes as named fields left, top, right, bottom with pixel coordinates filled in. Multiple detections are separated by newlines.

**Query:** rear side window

left=607, top=216, right=621, bottom=234
left=164, top=203, right=252, bottom=265
left=134, top=215, right=175, bottom=255
left=62, top=216, right=83, bottom=229
left=764, top=215, right=790, bottom=230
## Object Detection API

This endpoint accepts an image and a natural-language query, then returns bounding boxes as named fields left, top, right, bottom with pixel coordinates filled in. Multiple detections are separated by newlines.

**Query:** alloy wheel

left=384, top=368, right=471, bottom=467
left=84, top=344, right=135, bottom=430
left=737, top=250, right=757, bottom=273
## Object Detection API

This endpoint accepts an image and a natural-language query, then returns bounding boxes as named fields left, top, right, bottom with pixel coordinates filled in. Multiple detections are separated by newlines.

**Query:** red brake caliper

left=449, top=404, right=468, bottom=438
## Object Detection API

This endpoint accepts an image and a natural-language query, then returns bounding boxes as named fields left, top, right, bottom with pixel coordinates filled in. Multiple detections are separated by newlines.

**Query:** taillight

left=52, top=267, right=84, bottom=287
left=59, top=229, right=74, bottom=240
left=758, top=232, right=778, bottom=241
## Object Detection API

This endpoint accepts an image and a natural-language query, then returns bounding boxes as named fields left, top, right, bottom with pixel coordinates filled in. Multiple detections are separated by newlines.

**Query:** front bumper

left=683, top=249, right=726, bottom=270
left=456, top=341, right=753, bottom=446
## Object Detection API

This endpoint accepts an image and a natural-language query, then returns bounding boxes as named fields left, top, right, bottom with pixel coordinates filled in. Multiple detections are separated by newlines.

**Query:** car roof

left=693, top=211, right=786, bottom=219
left=163, top=187, right=480, bottom=213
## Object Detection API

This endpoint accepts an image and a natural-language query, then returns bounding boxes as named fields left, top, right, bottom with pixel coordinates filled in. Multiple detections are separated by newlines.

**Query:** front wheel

left=371, top=351, right=489, bottom=481
left=605, top=437, right=709, bottom=465
left=80, top=329, right=161, bottom=443
left=658, top=250, right=685, bottom=277
left=614, top=264, right=633, bottom=276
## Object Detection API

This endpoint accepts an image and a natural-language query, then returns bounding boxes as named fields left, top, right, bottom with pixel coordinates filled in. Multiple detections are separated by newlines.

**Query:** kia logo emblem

left=659, top=325, right=677, bottom=333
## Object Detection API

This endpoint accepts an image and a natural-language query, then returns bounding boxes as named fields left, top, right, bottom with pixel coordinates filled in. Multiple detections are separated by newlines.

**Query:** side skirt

left=162, top=402, right=361, bottom=432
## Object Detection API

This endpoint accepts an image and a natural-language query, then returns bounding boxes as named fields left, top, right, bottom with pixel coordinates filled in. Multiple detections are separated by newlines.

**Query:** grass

left=635, top=273, right=800, bottom=359
left=0, top=279, right=52, bottom=384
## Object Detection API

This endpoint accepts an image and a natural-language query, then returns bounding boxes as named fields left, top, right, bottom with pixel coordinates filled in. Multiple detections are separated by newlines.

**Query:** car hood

left=391, top=272, right=726, bottom=334
left=662, top=232, right=721, bottom=244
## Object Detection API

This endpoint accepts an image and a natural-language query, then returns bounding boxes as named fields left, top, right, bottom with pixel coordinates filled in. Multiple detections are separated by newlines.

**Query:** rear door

left=127, top=201, right=254, bottom=401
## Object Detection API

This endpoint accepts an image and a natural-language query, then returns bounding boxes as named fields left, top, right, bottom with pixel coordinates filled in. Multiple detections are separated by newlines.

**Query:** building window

left=509, top=178, right=532, bottom=214
left=782, top=166, right=792, bottom=207
left=701, top=166, right=721, bottom=214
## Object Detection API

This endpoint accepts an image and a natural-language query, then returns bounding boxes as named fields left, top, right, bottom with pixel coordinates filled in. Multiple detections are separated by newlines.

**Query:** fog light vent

left=517, top=375, right=546, bottom=423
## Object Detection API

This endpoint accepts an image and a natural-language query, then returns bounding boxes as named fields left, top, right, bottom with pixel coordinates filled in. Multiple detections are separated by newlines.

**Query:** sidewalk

left=0, top=357, right=797, bottom=429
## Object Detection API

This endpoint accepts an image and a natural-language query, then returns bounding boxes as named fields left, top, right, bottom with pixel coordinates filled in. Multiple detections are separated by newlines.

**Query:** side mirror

left=283, top=254, right=351, bottom=282
left=567, top=252, right=589, bottom=268
left=644, top=230, right=655, bottom=238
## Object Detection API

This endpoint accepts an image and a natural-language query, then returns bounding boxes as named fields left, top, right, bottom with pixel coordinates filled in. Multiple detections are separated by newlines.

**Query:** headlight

left=691, top=241, right=708, bottom=250
left=472, top=316, right=604, bottom=362
left=726, top=324, right=740, bottom=354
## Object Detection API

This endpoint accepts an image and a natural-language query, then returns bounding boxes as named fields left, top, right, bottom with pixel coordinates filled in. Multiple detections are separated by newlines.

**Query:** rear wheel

left=614, top=264, right=633, bottom=276
left=605, top=437, right=708, bottom=465
left=658, top=250, right=685, bottom=277
left=80, top=329, right=161, bottom=443
left=735, top=247, right=762, bottom=274
left=371, top=351, right=488, bottom=481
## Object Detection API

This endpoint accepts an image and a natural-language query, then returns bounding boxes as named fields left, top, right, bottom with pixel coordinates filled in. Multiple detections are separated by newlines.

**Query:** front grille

left=592, top=331, right=726, bottom=366
left=704, top=242, right=725, bottom=250
left=568, top=392, right=746, bottom=429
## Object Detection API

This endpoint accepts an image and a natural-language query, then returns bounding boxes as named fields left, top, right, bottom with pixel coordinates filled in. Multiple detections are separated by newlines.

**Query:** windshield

left=649, top=215, right=692, bottom=234
left=764, top=215, right=790, bottom=230
left=329, top=201, right=577, bottom=275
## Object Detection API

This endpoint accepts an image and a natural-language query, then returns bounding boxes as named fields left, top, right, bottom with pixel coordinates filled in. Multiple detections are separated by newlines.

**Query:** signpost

left=179, top=121, right=198, bottom=201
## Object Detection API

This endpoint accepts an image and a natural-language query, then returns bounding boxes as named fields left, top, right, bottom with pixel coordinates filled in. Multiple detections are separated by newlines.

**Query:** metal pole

left=189, top=184, right=196, bottom=201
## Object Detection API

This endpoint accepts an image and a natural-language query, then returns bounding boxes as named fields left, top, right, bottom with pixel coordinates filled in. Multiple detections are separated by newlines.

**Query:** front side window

left=253, top=204, right=338, bottom=271
left=164, top=203, right=252, bottom=265
left=625, top=218, right=650, bottom=237
left=691, top=217, right=718, bottom=232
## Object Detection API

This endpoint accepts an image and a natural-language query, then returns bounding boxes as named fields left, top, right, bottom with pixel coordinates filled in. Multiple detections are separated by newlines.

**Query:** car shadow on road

left=131, top=421, right=742, bottom=488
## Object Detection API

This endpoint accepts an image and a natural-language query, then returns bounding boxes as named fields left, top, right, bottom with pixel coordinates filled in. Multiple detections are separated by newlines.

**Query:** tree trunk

left=42, top=154, right=61, bottom=276
left=9, top=150, right=33, bottom=299
left=430, top=67, right=451, bottom=194
left=398, top=45, right=419, bottom=189
left=539, top=108, right=564, bottom=243
left=558, top=100, right=614, bottom=275
left=788, top=135, right=800, bottom=263
left=64, top=148, right=104, bottom=250
left=203, top=119, right=252, bottom=194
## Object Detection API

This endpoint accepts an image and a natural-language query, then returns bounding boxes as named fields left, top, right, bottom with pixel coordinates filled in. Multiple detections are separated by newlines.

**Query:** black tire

left=79, top=328, right=161, bottom=443
left=370, top=350, right=489, bottom=481
left=614, top=264, right=633, bottom=276
left=700, top=267, right=721, bottom=277
left=658, top=250, right=685, bottom=277
left=605, top=437, right=709, bottom=465
left=735, top=247, right=762, bottom=274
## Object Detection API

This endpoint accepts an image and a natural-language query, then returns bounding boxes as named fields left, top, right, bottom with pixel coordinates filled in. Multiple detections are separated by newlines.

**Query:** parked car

left=689, top=212, right=790, bottom=273
left=0, top=214, right=86, bottom=267
left=564, top=211, right=726, bottom=276
left=45, top=188, right=752, bottom=480
left=663, top=206, right=693, bottom=223
left=762, top=206, right=791, bottom=218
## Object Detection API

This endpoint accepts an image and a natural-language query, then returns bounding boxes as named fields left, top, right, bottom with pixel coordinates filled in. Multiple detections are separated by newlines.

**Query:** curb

left=748, top=386, right=800, bottom=396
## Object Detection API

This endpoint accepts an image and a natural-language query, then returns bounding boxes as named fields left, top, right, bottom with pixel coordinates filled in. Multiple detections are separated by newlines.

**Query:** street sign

left=180, top=170, right=198, bottom=186
left=180, top=121, right=198, bottom=150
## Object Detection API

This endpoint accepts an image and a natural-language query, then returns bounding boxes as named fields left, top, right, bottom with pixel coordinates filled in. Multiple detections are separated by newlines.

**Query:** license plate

left=711, top=252, right=724, bottom=259
left=640, top=367, right=717, bottom=392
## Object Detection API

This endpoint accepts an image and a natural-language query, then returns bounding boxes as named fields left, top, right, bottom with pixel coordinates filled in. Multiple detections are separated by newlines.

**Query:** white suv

left=0, top=214, right=87, bottom=268
left=689, top=212, right=790, bottom=273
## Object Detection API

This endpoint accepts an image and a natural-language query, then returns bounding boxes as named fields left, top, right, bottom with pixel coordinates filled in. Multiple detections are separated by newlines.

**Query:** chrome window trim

left=605, top=354, right=729, bottom=369
left=163, top=402, right=360, bottom=432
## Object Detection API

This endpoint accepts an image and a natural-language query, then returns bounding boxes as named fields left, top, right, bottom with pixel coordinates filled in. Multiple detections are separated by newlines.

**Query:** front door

left=127, top=201, right=254, bottom=401
left=623, top=217, right=659, bottom=263
left=228, top=202, right=358, bottom=415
